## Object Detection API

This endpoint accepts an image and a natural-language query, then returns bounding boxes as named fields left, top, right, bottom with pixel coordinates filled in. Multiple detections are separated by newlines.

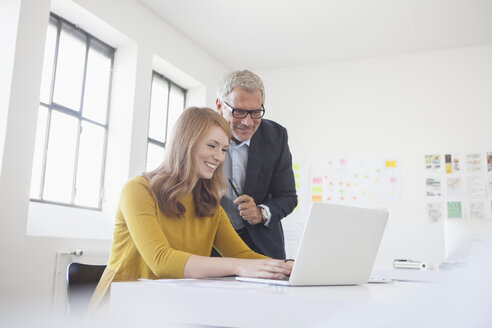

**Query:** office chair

left=66, top=262, right=106, bottom=316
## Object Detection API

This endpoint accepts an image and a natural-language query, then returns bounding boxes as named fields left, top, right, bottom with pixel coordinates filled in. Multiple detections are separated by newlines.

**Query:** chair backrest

left=66, top=262, right=106, bottom=316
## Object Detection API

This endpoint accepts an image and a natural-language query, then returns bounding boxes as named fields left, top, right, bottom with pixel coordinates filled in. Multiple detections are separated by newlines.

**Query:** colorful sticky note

left=312, top=177, right=323, bottom=184
left=311, top=186, right=323, bottom=194
left=294, top=172, right=300, bottom=179
left=312, top=195, right=322, bottom=202
left=385, top=160, right=396, bottom=168
left=292, top=163, right=300, bottom=170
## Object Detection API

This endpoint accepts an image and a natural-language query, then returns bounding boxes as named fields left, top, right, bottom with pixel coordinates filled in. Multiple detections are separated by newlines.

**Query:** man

left=215, top=70, right=297, bottom=259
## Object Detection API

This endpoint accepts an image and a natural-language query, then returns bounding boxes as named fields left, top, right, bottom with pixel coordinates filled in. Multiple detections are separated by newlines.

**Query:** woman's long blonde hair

left=144, top=107, right=231, bottom=217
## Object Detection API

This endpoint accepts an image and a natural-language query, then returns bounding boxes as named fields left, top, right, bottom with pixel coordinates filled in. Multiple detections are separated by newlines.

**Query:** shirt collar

left=230, top=139, right=250, bottom=148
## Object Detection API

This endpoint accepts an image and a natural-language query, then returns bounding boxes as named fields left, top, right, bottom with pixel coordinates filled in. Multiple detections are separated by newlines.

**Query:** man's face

left=217, top=87, right=262, bottom=143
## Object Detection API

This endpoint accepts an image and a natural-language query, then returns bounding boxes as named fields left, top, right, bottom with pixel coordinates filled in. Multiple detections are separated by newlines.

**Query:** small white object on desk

left=393, top=259, right=427, bottom=270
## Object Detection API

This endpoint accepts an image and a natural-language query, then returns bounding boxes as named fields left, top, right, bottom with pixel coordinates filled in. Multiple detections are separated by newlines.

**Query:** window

left=146, top=72, right=186, bottom=171
left=30, top=14, right=114, bottom=210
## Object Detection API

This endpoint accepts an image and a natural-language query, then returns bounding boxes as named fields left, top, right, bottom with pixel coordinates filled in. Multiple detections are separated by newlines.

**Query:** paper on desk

left=138, top=278, right=269, bottom=290
left=371, top=268, right=446, bottom=283
left=138, top=278, right=198, bottom=284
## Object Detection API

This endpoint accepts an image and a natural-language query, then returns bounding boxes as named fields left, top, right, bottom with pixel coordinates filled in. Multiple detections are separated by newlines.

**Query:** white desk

left=109, top=278, right=435, bottom=327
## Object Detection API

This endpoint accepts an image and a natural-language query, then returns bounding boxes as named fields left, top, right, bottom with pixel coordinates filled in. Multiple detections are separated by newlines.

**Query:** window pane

left=43, top=111, right=78, bottom=203
left=39, top=22, right=57, bottom=104
left=30, top=106, right=48, bottom=199
left=148, top=77, right=169, bottom=142
left=146, top=143, right=164, bottom=172
left=167, top=85, right=185, bottom=140
left=74, top=122, right=105, bottom=207
left=82, top=43, right=111, bottom=124
left=53, top=25, right=86, bottom=111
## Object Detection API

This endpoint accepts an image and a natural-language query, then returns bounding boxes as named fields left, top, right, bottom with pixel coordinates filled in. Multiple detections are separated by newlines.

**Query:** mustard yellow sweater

left=91, top=176, right=266, bottom=308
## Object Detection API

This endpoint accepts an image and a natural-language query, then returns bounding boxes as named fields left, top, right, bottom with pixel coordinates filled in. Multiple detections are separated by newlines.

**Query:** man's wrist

left=258, top=206, right=269, bottom=224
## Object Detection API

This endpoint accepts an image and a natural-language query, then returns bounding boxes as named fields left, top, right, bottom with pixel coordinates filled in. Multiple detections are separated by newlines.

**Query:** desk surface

left=109, top=277, right=435, bottom=327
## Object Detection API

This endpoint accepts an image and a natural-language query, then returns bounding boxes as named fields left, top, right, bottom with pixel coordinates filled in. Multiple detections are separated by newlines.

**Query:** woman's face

left=192, top=126, right=229, bottom=179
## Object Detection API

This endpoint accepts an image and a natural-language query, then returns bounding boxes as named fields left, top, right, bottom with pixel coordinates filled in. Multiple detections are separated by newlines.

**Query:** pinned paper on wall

left=446, top=177, right=463, bottom=198
left=426, top=202, right=443, bottom=222
left=468, top=201, right=485, bottom=219
left=447, top=201, right=463, bottom=219
left=426, top=178, right=441, bottom=197
left=425, top=154, right=441, bottom=172
left=322, top=157, right=400, bottom=204
left=466, top=176, right=486, bottom=199
left=466, top=153, right=481, bottom=172
left=425, top=151, right=492, bottom=220
left=445, top=153, right=462, bottom=174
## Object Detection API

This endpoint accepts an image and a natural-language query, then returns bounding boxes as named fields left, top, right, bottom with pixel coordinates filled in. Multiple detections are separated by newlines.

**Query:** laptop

left=236, top=202, right=388, bottom=286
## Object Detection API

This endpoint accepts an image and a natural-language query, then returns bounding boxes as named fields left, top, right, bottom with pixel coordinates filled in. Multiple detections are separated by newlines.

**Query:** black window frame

left=146, top=71, right=187, bottom=169
left=30, top=13, right=115, bottom=211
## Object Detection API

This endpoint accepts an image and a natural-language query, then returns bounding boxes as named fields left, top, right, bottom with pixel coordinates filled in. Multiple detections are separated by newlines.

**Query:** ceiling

left=137, top=0, right=492, bottom=71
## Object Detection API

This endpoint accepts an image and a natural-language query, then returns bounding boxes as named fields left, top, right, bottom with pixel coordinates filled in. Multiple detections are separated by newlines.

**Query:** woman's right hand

left=233, top=258, right=292, bottom=279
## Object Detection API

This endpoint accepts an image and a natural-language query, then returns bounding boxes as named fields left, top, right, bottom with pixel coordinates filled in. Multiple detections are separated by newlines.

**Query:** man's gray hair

left=217, top=70, right=265, bottom=104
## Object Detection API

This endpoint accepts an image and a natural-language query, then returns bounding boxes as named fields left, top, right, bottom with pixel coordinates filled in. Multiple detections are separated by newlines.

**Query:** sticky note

left=311, top=186, right=323, bottom=194
left=312, top=177, right=322, bottom=184
left=385, top=160, right=396, bottom=168
left=292, top=163, right=300, bottom=170
left=312, top=195, right=322, bottom=202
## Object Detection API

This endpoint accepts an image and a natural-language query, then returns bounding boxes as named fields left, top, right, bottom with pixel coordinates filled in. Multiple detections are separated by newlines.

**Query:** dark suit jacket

left=239, top=119, right=297, bottom=259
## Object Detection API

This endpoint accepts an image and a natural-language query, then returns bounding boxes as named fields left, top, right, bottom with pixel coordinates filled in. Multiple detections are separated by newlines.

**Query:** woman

left=90, top=107, right=292, bottom=309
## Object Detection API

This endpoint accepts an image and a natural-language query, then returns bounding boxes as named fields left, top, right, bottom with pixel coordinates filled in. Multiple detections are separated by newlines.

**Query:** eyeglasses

left=221, top=100, right=265, bottom=119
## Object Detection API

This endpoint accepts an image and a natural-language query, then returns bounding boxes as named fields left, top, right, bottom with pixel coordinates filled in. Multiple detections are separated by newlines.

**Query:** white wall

left=0, top=0, right=21, bottom=176
left=259, top=44, right=492, bottom=267
left=2, top=0, right=491, bottom=319
left=0, top=0, right=227, bottom=315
